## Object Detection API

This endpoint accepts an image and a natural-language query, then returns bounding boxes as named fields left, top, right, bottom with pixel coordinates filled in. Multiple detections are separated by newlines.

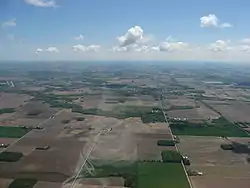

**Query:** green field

left=0, top=108, right=15, bottom=114
left=9, top=178, right=37, bottom=188
left=84, top=161, right=137, bottom=188
left=170, top=118, right=249, bottom=137
left=157, top=140, right=175, bottom=146
left=137, top=163, right=190, bottom=188
left=0, top=126, right=31, bottom=138
left=77, top=106, right=165, bottom=123
left=0, top=152, right=23, bottom=162
left=84, top=161, right=190, bottom=188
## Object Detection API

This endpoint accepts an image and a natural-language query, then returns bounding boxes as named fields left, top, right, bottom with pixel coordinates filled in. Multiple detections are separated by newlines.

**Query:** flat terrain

left=0, top=126, right=31, bottom=138
left=167, top=102, right=220, bottom=121
left=0, top=93, right=32, bottom=108
left=204, top=100, right=250, bottom=122
left=2, top=62, right=250, bottom=188
left=178, top=136, right=250, bottom=188
left=137, top=163, right=190, bottom=188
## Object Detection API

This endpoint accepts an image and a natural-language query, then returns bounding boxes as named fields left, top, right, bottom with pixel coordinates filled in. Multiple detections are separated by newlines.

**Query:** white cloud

left=117, top=25, right=144, bottom=46
left=158, top=41, right=189, bottom=52
left=2, top=19, right=16, bottom=28
left=240, top=38, right=250, bottom=45
left=111, top=46, right=128, bottom=52
left=72, top=44, right=100, bottom=52
left=87, top=45, right=101, bottom=52
left=36, top=47, right=59, bottom=53
left=200, top=14, right=232, bottom=28
left=220, top=22, right=233, bottom=28
left=237, top=45, right=250, bottom=52
left=46, top=47, right=59, bottom=53
left=209, top=40, right=231, bottom=52
left=74, top=34, right=84, bottom=41
left=36, top=48, right=43, bottom=54
left=200, top=14, right=219, bottom=27
left=24, top=0, right=57, bottom=7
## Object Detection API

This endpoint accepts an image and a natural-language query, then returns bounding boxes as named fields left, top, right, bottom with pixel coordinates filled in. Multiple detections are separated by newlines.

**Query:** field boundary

left=159, top=88, right=193, bottom=188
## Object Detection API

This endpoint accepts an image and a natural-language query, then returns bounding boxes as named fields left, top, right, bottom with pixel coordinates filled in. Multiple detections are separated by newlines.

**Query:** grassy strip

left=167, top=106, right=195, bottom=111
left=157, top=140, right=175, bottom=146
left=0, top=126, right=31, bottom=138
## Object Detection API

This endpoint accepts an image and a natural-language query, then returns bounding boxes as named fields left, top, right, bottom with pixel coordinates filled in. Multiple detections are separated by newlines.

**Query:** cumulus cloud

left=74, top=34, right=84, bottom=41
left=36, top=47, right=59, bottom=54
left=240, top=38, right=250, bottom=45
left=72, top=44, right=100, bottom=52
left=209, top=40, right=231, bottom=52
left=220, top=22, right=233, bottom=28
left=237, top=45, right=250, bottom=52
left=200, top=14, right=219, bottom=27
left=2, top=19, right=16, bottom=28
left=117, top=25, right=144, bottom=46
left=36, top=48, right=43, bottom=54
left=46, top=47, right=59, bottom=53
left=24, top=0, right=57, bottom=7
left=200, top=14, right=232, bottom=28
left=158, top=41, right=189, bottom=52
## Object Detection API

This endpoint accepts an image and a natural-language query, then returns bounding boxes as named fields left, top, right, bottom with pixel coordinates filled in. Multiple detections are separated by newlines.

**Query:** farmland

left=137, top=163, right=190, bottom=188
left=170, top=117, right=249, bottom=137
left=0, top=126, right=31, bottom=138
left=1, top=62, right=250, bottom=188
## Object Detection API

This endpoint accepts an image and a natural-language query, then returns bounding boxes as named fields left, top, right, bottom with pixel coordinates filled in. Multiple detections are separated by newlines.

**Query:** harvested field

left=17, top=101, right=56, bottom=119
left=137, top=132, right=175, bottom=160
left=33, top=181, right=62, bottom=188
left=0, top=113, right=15, bottom=121
left=191, top=166, right=250, bottom=188
left=75, top=95, right=104, bottom=109
left=84, top=116, right=168, bottom=161
left=0, top=178, right=13, bottom=188
left=0, top=118, right=46, bottom=127
left=0, top=138, right=86, bottom=182
left=0, top=138, right=17, bottom=145
left=79, top=177, right=124, bottom=187
left=0, top=93, right=32, bottom=108
left=178, top=136, right=250, bottom=188
left=167, top=102, right=220, bottom=121
left=206, top=101, right=250, bottom=122
left=167, top=97, right=196, bottom=107
left=178, top=136, right=248, bottom=166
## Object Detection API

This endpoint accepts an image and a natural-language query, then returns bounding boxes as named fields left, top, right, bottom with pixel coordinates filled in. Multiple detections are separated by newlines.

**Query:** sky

left=1, top=0, right=250, bottom=62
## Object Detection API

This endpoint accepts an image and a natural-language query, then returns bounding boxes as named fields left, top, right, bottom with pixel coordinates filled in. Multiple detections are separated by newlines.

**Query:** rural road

left=159, top=86, right=194, bottom=188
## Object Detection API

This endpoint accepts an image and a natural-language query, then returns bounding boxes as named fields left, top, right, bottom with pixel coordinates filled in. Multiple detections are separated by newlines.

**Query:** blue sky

left=1, top=0, right=250, bottom=61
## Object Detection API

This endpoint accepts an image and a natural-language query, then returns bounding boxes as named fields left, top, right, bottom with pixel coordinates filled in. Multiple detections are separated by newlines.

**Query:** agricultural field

left=203, top=100, right=250, bottom=122
left=170, top=117, right=249, bottom=137
left=2, top=62, right=250, bottom=188
left=0, top=126, right=31, bottom=138
left=178, top=136, right=250, bottom=188
left=167, top=102, right=220, bottom=121
left=137, top=163, right=190, bottom=188
left=0, top=93, right=32, bottom=109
